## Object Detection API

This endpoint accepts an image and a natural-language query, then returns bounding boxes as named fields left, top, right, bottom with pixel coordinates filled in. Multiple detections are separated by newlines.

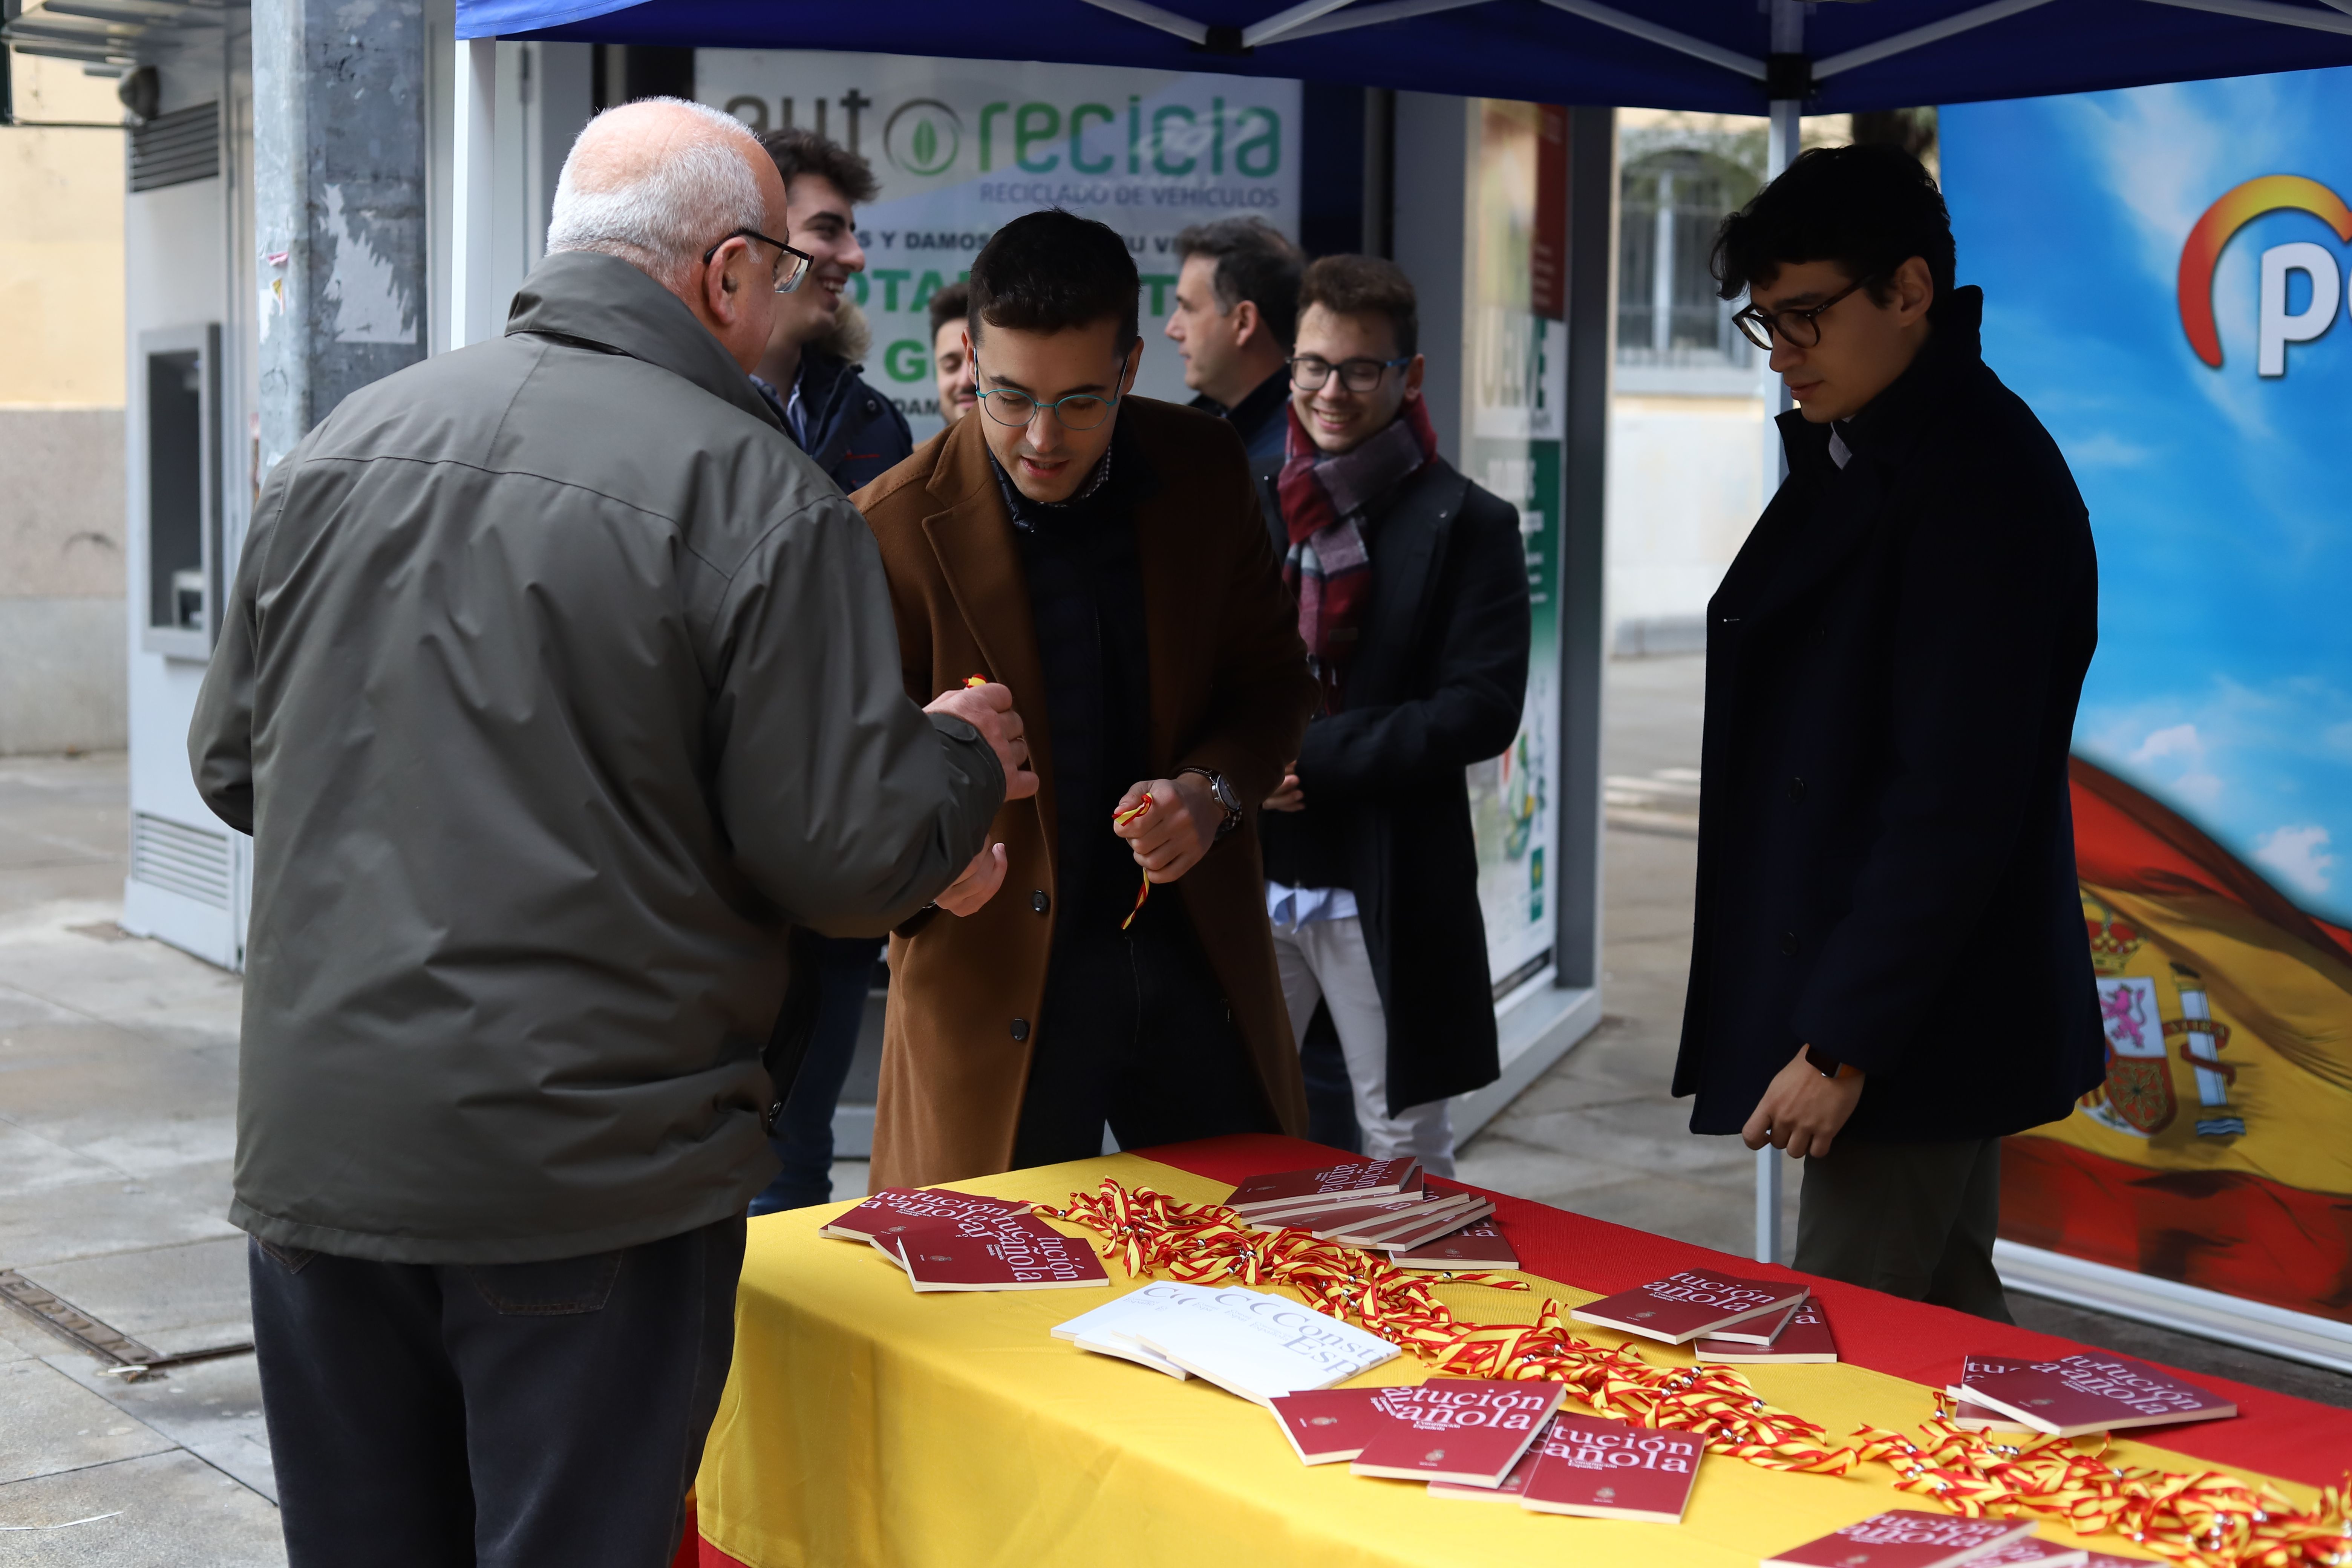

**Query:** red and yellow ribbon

left=1038, top=1179, right=2352, bottom=1566
left=1111, top=797, right=1153, bottom=929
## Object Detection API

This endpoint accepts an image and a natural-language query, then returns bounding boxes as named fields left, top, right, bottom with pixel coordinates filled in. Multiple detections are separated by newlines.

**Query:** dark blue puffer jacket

left=756, top=346, right=914, bottom=494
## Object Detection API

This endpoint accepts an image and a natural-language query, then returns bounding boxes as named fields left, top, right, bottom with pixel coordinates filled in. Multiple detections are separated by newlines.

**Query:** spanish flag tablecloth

left=681, top=1134, right=2352, bottom=1568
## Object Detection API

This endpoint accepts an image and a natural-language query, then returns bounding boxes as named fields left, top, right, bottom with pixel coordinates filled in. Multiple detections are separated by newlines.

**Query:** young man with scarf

left=1255, top=256, right=1532, bottom=1175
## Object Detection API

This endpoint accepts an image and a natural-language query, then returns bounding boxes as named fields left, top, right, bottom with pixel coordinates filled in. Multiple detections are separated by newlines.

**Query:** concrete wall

left=2, top=55, right=127, bottom=754
left=1606, top=392, right=1765, bottom=656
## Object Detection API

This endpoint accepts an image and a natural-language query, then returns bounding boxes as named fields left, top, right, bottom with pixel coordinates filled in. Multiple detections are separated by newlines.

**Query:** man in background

left=1682, top=144, right=2101, bottom=1319
left=192, top=99, right=1025, bottom=1565
left=930, top=278, right=977, bottom=426
left=744, top=126, right=920, bottom=1218
left=752, top=127, right=912, bottom=492
left=1166, top=216, right=1302, bottom=463
left=854, top=209, right=1317, bottom=1187
left=1256, top=256, right=1528, bottom=1177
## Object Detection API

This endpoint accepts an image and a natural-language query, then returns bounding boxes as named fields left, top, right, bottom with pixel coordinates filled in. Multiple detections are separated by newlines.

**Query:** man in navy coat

left=1677, top=145, right=2103, bottom=1320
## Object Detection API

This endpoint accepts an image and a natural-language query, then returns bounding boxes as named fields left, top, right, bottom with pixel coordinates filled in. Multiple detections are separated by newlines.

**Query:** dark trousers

left=248, top=1216, right=746, bottom=1568
left=750, top=935, right=882, bottom=1216
left=1011, top=900, right=1279, bottom=1167
left=1794, top=1136, right=2014, bottom=1322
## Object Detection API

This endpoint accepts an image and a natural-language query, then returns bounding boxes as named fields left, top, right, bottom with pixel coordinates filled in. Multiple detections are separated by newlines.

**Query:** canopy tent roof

left=461, top=0, right=2352, bottom=115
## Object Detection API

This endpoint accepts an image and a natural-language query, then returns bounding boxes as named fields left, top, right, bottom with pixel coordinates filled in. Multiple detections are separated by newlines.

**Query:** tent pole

left=1752, top=0, right=1803, bottom=1268
left=450, top=36, right=498, bottom=351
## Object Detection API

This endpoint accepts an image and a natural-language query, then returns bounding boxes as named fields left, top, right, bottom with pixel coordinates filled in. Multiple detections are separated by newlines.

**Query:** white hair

left=546, top=97, right=768, bottom=293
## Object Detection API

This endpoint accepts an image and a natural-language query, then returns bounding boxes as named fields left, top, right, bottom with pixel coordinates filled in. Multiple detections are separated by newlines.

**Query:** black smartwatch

left=1805, top=1044, right=1843, bottom=1078
left=1181, top=768, right=1243, bottom=841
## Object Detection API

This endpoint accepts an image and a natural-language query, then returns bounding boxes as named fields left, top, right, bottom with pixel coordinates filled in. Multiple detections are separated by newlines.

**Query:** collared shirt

left=1828, top=422, right=1854, bottom=469
left=1266, top=880, right=1360, bottom=934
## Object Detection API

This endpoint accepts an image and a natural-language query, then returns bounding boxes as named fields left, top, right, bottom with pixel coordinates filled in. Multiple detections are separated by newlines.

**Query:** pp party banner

left=698, top=52, right=1300, bottom=441
left=1944, top=68, right=2352, bottom=1327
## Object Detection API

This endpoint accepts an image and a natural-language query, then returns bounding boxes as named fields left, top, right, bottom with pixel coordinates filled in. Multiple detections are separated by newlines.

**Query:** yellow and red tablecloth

left=682, top=1134, right=2352, bottom=1568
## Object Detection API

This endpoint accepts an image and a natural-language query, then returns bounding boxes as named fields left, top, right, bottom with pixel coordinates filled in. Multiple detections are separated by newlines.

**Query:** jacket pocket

left=462, top=1250, right=625, bottom=1315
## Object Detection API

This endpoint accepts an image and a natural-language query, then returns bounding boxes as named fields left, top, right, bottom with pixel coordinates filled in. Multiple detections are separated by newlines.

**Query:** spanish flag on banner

left=2001, top=759, right=2352, bottom=1323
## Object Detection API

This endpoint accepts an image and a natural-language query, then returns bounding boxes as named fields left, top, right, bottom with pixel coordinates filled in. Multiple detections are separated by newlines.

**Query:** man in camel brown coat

left=854, top=210, right=1318, bottom=1187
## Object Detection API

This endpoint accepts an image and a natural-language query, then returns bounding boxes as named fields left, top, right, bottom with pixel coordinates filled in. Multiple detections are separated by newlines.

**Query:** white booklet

left=1127, top=1287, right=1400, bottom=1406
left=1049, top=1281, right=1222, bottom=1380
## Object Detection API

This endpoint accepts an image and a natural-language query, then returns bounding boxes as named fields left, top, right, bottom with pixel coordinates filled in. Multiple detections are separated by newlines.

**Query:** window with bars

left=1618, top=151, right=1757, bottom=368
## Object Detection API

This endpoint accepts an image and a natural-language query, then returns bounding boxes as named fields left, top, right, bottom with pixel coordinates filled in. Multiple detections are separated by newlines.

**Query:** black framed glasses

left=971, top=360, right=1122, bottom=431
left=1288, top=354, right=1411, bottom=392
left=701, top=227, right=813, bottom=294
left=1730, top=274, right=1877, bottom=351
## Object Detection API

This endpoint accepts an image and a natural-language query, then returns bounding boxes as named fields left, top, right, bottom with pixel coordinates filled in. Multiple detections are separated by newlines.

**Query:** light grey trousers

left=1269, top=915, right=1455, bottom=1175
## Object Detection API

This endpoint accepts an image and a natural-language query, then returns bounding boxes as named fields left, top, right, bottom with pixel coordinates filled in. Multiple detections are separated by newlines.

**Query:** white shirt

left=1266, top=881, right=1360, bottom=934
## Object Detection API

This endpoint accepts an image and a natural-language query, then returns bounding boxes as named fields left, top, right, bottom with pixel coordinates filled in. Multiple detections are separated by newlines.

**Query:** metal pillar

left=1557, top=103, right=1614, bottom=995
left=253, top=0, right=430, bottom=473
left=1752, top=0, right=1805, bottom=1268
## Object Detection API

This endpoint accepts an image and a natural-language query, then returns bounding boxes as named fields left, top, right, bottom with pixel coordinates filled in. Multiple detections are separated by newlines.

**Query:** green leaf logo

left=884, top=98, right=961, bottom=178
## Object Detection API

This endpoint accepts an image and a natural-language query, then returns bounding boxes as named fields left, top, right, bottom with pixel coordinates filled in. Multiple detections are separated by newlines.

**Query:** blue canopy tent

left=461, top=0, right=2352, bottom=113
left=438, top=0, right=2352, bottom=1340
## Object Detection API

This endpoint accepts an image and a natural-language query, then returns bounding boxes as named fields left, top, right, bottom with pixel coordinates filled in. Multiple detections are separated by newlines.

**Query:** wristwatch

left=1180, top=767, right=1243, bottom=841
left=1805, top=1044, right=1845, bottom=1078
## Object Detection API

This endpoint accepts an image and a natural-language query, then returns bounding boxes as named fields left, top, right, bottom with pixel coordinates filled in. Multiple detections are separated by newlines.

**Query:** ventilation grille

left=131, top=812, right=231, bottom=909
left=129, top=103, right=219, bottom=193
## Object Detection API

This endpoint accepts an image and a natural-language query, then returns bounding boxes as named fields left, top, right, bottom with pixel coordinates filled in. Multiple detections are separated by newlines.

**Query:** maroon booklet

left=1348, top=1379, right=1563, bottom=1487
left=1965, top=1539, right=2089, bottom=1568
left=1328, top=1198, right=1493, bottom=1250
left=1695, top=1298, right=1838, bottom=1364
left=1944, top=1357, right=2037, bottom=1432
left=1227, top=1159, right=1421, bottom=1217
left=1516, top=1414, right=1705, bottom=1523
left=819, top=1186, right=1025, bottom=1245
left=1294, top=1191, right=1470, bottom=1241
left=1764, top=1511, right=2035, bottom=1568
left=1427, top=1413, right=1555, bottom=1501
left=1266, top=1386, right=1400, bottom=1465
left=1570, top=1269, right=1805, bottom=1344
left=1389, top=1213, right=1519, bottom=1271
left=1958, top=1352, right=2237, bottom=1437
left=889, top=1213, right=1110, bottom=1293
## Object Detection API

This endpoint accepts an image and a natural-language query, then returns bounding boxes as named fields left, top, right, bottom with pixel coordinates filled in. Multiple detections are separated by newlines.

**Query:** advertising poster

left=697, top=51, right=1300, bottom=441
left=1944, top=68, right=2352, bottom=1324
left=1462, top=101, right=1567, bottom=1000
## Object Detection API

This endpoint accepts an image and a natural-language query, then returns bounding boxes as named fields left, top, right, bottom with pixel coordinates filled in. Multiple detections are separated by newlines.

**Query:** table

left=681, top=1134, right=2352, bottom=1568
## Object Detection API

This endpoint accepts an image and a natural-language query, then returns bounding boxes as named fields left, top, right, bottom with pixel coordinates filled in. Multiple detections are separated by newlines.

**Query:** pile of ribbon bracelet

left=1038, top=1178, right=2352, bottom=1568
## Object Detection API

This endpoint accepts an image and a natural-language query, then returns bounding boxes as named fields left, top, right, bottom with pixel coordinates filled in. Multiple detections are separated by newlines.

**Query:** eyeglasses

left=701, top=227, right=813, bottom=294
left=972, top=361, right=1122, bottom=431
left=1730, top=274, right=1877, bottom=351
left=1288, top=354, right=1411, bottom=393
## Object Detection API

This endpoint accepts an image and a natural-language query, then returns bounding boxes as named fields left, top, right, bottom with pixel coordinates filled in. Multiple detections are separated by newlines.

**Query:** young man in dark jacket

left=1256, top=256, right=1530, bottom=1176
left=1677, top=145, right=2103, bottom=1320
left=746, top=127, right=921, bottom=1216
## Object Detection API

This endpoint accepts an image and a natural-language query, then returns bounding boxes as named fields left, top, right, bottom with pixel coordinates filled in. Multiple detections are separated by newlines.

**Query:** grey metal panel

left=1389, top=91, right=1466, bottom=468
left=129, top=100, right=218, bottom=190
left=1554, top=104, right=1614, bottom=991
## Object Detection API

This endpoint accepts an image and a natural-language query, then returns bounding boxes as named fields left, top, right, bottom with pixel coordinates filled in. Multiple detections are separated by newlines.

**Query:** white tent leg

left=450, top=35, right=497, bottom=352
left=1752, top=0, right=1804, bottom=1271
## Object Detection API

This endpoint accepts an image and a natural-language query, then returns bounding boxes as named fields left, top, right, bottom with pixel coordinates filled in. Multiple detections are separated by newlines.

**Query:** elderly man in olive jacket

left=188, top=99, right=1028, bottom=1568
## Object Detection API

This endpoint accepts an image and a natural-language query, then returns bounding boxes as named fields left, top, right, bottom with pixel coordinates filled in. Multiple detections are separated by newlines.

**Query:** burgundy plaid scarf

left=1276, top=395, right=1440, bottom=712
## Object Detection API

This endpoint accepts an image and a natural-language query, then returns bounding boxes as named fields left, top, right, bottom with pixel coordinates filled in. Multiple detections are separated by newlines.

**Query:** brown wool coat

left=853, top=398, right=1318, bottom=1188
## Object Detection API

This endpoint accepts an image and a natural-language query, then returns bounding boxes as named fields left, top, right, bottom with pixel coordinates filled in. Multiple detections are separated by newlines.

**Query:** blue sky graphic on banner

left=1945, top=68, right=2352, bottom=929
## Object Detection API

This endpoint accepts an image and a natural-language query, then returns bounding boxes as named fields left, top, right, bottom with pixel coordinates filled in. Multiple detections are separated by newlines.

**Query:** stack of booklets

left=1949, top=1351, right=2236, bottom=1436
left=1050, top=1283, right=1399, bottom=1404
left=1944, top=1356, right=2039, bottom=1432
left=1225, top=1161, right=1512, bottom=1264
left=1570, top=1268, right=1808, bottom=1345
left=1425, top=1413, right=1706, bottom=1521
left=821, top=1186, right=1110, bottom=1294
left=1694, top=1297, right=1838, bottom=1364
left=1764, top=1511, right=2039, bottom=1568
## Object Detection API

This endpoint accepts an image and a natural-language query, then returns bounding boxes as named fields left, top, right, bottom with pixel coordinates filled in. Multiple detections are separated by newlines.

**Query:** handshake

left=920, top=678, right=1228, bottom=919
